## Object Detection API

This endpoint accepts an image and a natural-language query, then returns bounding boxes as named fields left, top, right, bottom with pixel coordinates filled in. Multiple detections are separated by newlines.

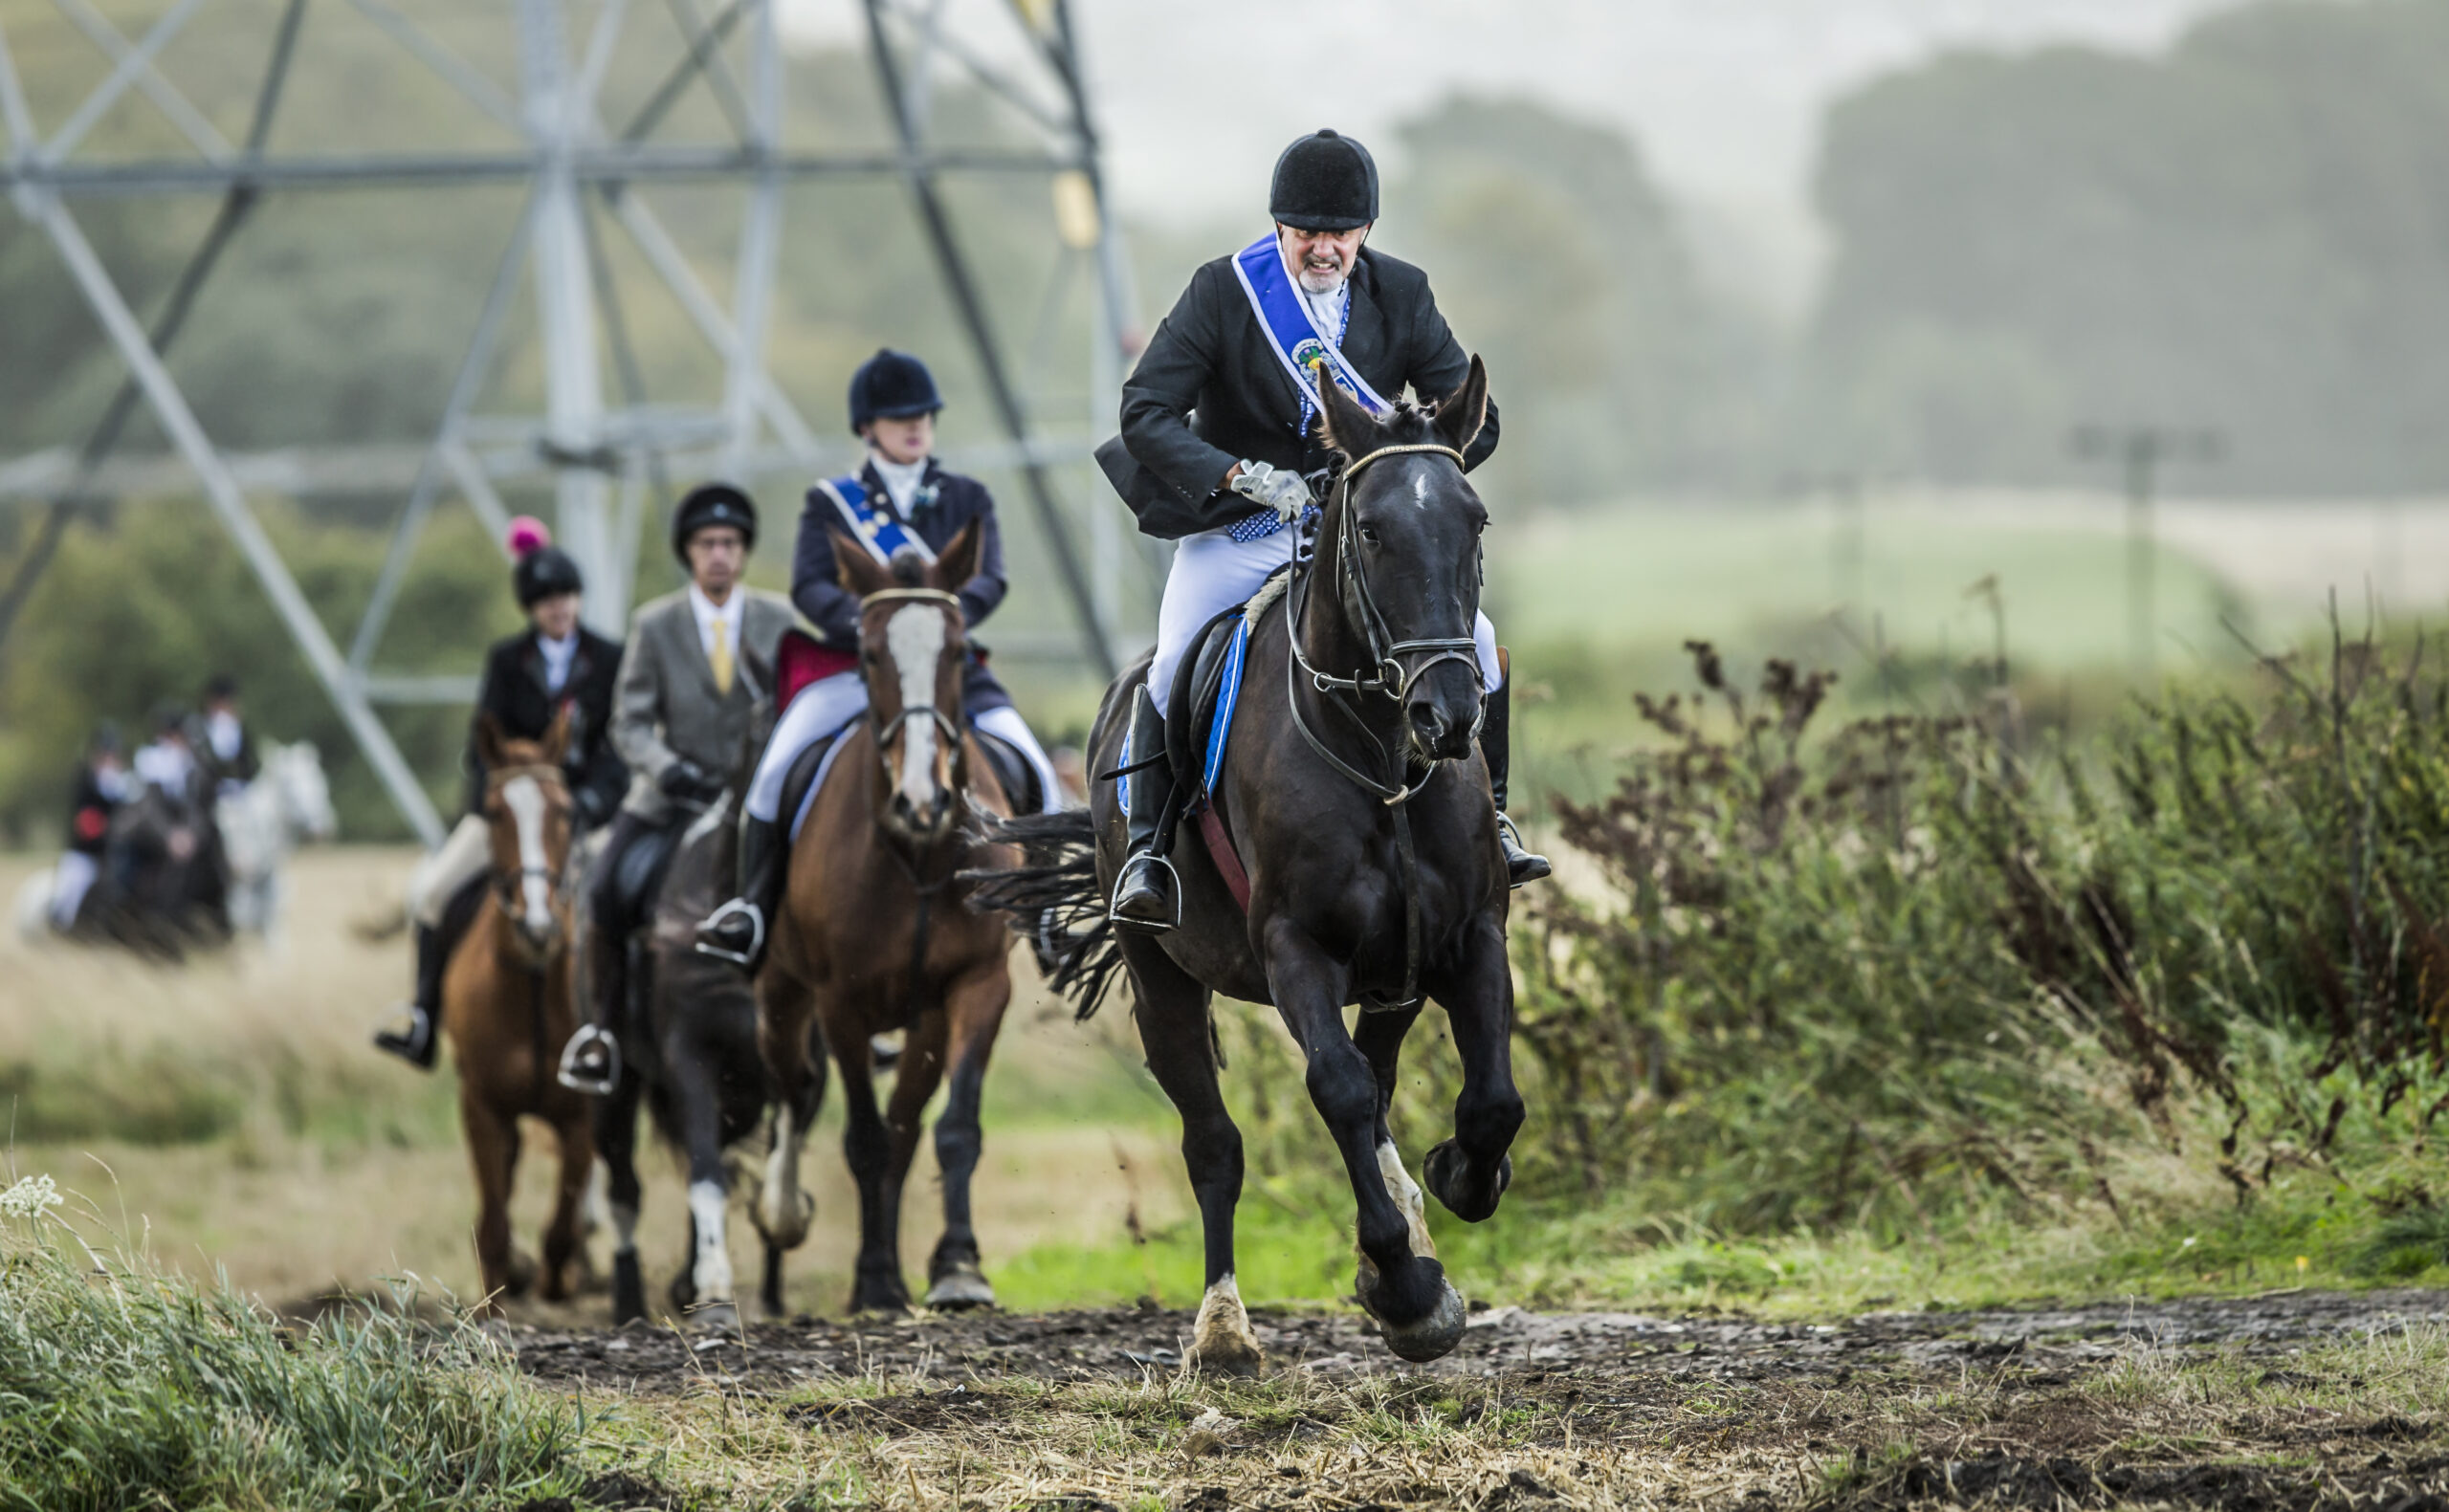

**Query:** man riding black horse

left=1096, top=127, right=1547, bottom=932
left=375, top=522, right=627, bottom=1069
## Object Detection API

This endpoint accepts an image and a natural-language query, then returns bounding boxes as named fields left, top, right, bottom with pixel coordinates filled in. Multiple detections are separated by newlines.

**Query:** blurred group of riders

left=372, top=125, right=1548, bottom=1083
left=49, top=673, right=262, bottom=941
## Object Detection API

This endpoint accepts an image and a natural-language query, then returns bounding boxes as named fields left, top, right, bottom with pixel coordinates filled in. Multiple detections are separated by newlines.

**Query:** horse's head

left=1313, top=353, right=1492, bottom=764
left=474, top=710, right=575, bottom=959
left=828, top=520, right=985, bottom=845
left=269, top=741, right=338, bottom=843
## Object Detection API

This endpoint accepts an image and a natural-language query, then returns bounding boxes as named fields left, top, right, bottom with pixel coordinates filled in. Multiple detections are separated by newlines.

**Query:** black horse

left=591, top=787, right=822, bottom=1329
left=978, top=357, right=1523, bottom=1370
left=77, top=782, right=232, bottom=960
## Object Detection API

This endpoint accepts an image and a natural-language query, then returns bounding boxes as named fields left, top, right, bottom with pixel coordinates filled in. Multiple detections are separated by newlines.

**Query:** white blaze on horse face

left=885, top=603, right=949, bottom=812
left=1412, top=471, right=1428, bottom=508
left=688, top=1179, right=735, bottom=1304
left=500, top=776, right=553, bottom=934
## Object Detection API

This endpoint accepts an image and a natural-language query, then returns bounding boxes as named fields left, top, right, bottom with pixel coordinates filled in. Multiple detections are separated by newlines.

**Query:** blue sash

left=1230, top=232, right=1391, bottom=437
left=815, top=474, right=934, bottom=567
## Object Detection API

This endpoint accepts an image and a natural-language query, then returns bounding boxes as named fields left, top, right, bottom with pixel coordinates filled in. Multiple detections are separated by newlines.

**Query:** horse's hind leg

left=1264, top=927, right=1465, bottom=1364
left=459, top=1091, right=518, bottom=1315
left=1423, top=919, right=1526, bottom=1224
left=595, top=1071, right=648, bottom=1325
left=673, top=1049, right=739, bottom=1329
left=1122, top=934, right=1263, bottom=1375
left=1353, top=1005, right=1437, bottom=1260
left=758, top=1022, right=824, bottom=1318
left=924, top=959, right=1011, bottom=1310
left=539, top=1110, right=593, bottom=1303
left=754, top=971, right=823, bottom=1251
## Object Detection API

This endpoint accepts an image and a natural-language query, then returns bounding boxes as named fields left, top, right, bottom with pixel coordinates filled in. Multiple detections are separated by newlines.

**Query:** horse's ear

left=542, top=704, right=572, bottom=766
left=829, top=523, right=892, bottom=599
left=474, top=713, right=507, bottom=773
left=1432, top=354, right=1489, bottom=456
left=1310, top=360, right=1379, bottom=458
left=934, top=518, right=984, bottom=594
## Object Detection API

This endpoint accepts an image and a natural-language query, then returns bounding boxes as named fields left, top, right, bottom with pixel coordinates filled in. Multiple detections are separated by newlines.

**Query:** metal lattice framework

left=0, top=0, right=1136, bottom=844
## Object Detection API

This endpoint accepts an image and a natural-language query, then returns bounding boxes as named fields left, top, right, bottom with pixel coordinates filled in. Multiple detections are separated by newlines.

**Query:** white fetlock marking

left=760, top=1105, right=806, bottom=1243
left=688, top=1179, right=735, bottom=1304
left=1190, top=1272, right=1263, bottom=1364
left=610, top=1202, right=641, bottom=1257
left=1377, top=1141, right=1435, bottom=1259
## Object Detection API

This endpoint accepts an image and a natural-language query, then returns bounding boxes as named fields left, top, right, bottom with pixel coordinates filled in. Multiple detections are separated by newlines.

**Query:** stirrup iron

left=693, top=898, right=765, bottom=967
left=557, top=1023, right=623, bottom=1095
left=1109, top=853, right=1182, bottom=933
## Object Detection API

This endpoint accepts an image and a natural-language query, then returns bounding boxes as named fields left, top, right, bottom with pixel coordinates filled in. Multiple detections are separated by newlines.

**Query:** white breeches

left=745, top=670, right=1064, bottom=822
left=408, top=813, right=491, bottom=928
left=51, top=851, right=97, bottom=928
left=1146, top=524, right=1503, bottom=710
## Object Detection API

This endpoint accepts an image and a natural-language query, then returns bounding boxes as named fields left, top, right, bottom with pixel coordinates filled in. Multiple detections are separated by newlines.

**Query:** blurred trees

left=1804, top=0, right=2449, bottom=493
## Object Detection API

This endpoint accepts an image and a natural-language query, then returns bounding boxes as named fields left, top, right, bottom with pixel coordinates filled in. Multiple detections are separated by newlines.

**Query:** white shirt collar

left=869, top=450, right=931, bottom=514
left=687, top=583, right=736, bottom=660
left=535, top=629, right=579, bottom=693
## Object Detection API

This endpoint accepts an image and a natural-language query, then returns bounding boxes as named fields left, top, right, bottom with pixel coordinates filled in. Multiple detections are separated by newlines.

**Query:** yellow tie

left=709, top=615, right=734, bottom=695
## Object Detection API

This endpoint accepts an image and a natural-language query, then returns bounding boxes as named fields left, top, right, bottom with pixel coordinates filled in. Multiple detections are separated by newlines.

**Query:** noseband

left=860, top=587, right=966, bottom=785
left=483, top=762, right=572, bottom=943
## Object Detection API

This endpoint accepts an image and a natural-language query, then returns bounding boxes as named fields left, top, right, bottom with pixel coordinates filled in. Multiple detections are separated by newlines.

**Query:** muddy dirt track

left=513, top=1288, right=2449, bottom=1393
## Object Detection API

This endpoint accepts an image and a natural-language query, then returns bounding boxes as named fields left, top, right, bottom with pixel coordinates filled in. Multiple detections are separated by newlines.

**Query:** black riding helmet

left=671, top=481, right=759, bottom=564
left=1270, top=128, right=1378, bottom=232
left=848, top=348, right=942, bottom=435
left=513, top=545, right=585, bottom=607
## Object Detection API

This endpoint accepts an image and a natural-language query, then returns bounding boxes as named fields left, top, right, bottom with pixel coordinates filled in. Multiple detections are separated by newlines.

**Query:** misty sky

left=784, top=0, right=2246, bottom=307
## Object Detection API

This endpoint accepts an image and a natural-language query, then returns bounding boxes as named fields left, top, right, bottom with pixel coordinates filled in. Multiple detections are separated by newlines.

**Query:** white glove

left=1229, top=460, right=1313, bottom=524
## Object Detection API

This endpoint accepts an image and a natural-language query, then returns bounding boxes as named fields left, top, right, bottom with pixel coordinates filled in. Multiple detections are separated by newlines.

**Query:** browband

left=859, top=587, right=962, bottom=609
left=1342, top=442, right=1465, bottom=480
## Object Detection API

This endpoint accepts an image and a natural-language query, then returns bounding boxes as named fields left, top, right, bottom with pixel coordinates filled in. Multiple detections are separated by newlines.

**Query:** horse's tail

left=962, top=809, right=1123, bottom=1021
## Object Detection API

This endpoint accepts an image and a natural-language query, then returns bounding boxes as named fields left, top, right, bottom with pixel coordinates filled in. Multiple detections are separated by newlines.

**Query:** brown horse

left=442, top=712, right=594, bottom=1314
left=753, top=521, right=1020, bottom=1313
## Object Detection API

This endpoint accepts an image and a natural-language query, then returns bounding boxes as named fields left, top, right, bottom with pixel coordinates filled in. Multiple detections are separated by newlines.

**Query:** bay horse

left=594, top=783, right=822, bottom=1330
left=754, top=520, right=1020, bottom=1314
left=443, top=712, right=595, bottom=1314
left=978, top=357, right=1523, bottom=1370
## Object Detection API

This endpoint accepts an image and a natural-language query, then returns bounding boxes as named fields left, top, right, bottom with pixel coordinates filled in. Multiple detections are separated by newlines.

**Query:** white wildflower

left=0, top=1173, right=63, bottom=1218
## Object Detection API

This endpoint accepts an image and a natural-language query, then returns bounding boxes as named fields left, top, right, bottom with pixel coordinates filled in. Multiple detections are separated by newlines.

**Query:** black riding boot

left=1109, top=685, right=1180, bottom=932
left=695, top=813, right=783, bottom=970
left=372, top=923, right=447, bottom=1070
left=1481, top=680, right=1550, bottom=888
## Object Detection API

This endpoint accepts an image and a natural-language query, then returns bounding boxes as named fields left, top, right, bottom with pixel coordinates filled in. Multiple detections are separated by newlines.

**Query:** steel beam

left=0, top=147, right=1078, bottom=196
left=28, top=191, right=445, bottom=844
left=722, top=0, right=783, bottom=481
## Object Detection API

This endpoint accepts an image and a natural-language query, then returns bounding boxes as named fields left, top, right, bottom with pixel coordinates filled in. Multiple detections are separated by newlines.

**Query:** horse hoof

left=1377, top=1276, right=1467, bottom=1364
left=1185, top=1274, right=1267, bottom=1376
left=1423, top=1140, right=1511, bottom=1223
left=610, top=1253, right=646, bottom=1326
left=504, top=1248, right=540, bottom=1299
left=1184, top=1336, right=1267, bottom=1377
left=755, top=1188, right=815, bottom=1252
left=924, top=1267, right=996, bottom=1311
left=690, top=1301, right=741, bottom=1334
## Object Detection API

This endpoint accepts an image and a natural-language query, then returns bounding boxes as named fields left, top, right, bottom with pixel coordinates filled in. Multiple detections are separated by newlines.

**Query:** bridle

left=858, top=587, right=967, bottom=797
left=1279, top=437, right=1484, bottom=1012
left=482, top=761, right=573, bottom=963
left=1285, top=440, right=1484, bottom=808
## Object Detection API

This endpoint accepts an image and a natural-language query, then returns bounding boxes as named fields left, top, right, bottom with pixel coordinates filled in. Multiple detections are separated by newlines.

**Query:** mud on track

left=508, top=1290, right=2449, bottom=1509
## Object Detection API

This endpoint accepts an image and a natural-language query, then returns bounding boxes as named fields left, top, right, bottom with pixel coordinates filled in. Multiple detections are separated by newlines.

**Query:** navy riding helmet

left=671, top=481, right=760, bottom=564
left=849, top=348, right=942, bottom=435
left=1270, top=128, right=1378, bottom=232
left=513, top=544, right=585, bottom=607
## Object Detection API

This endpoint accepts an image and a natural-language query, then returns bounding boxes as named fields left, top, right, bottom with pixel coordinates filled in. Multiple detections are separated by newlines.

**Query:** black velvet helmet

left=848, top=348, right=942, bottom=434
left=513, top=544, right=585, bottom=608
left=671, top=482, right=759, bottom=564
left=1269, top=129, right=1378, bottom=232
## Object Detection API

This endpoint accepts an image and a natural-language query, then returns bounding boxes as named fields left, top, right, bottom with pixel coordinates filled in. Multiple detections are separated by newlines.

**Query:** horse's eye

left=1357, top=524, right=1381, bottom=547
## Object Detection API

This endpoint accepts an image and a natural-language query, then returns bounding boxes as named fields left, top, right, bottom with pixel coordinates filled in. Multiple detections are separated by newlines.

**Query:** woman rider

left=695, top=349, right=1067, bottom=969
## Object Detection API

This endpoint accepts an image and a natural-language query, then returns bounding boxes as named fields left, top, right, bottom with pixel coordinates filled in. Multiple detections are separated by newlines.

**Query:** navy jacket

left=463, top=626, right=629, bottom=824
left=1098, top=243, right=1500, bottom=539
left=790, top=458, right=1013, bottom=713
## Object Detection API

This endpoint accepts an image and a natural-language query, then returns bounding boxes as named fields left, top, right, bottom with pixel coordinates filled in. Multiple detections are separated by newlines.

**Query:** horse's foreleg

left=833, top=1028, right=914, bottom=1313
left=754, top=973, right=821, bottom=1250
left=594, top=1073, right=648, bottom=1325
left=1122, top=934, right=1262, bottom=1375
left=924, top=958, right=1010, bottom=1310
left=1423, top=920, right=1525, bottom=1224
left=459, top=1091, right=518, bottom=1316
left=539, top=1111, right=593, bottom=1303
left=1352, top=1005, right=1435, bottom=1260
left=673, top=1050, right=739, bottom=1328
left=1265, top=926, right=1465, bottom=1364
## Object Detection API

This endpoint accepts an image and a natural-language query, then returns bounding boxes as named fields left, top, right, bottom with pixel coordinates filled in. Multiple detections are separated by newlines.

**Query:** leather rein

left=1280, top=439, right=1482, bottom=1012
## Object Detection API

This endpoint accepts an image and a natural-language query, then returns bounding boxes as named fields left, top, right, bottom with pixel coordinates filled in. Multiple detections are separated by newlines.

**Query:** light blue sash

left=1230, top=232, right=1391, bottom=437
left=815, top=474, right=935, bottom=567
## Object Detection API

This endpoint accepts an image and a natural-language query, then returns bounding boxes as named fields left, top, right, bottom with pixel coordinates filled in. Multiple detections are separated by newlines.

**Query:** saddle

left=1160, top=565, right=1294, bottom=912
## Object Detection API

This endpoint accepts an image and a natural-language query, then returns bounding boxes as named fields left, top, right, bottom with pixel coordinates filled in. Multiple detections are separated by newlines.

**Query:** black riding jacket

left=1100, top=242, right=1499, bottom=538
left=463, top=626, right=629, bottom=824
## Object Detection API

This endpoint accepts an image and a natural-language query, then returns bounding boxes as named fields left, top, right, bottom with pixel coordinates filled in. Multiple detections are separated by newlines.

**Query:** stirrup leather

left=693, top=898, right=765, bottom=967
left=557, top=1023, right=623, bottom=1095
left=1109, top=851, right=1182, bottom=932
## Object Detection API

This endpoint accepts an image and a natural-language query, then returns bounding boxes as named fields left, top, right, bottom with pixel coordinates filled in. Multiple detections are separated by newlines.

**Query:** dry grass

left=0, top=847, right=1190, bottom=1319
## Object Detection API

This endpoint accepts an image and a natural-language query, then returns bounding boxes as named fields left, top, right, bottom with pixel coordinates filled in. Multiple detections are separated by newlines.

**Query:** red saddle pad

left=776, top=627, right=857, bottom=712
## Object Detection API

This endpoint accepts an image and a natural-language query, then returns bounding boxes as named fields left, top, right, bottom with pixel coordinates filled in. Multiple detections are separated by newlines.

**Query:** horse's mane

left=889, top=546, right=931, bottom=588
left=1322, top=394, right=1444, bottom=459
